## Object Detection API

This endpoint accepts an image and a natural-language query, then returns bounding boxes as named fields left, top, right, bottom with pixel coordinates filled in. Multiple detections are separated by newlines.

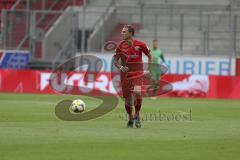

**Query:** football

left=70, top=99, right=86, bottom=113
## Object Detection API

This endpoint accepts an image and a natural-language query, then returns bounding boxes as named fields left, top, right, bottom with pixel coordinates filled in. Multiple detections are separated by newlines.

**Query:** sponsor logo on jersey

left=134, top=46, right=141, bottom=51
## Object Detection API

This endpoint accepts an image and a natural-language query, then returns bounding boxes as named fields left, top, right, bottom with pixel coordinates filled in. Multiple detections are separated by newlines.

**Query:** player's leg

left=125, top=94, right=134, bottom=128
left=122, top=80, right=135, bottom=127
left=134, top=96, right=142, bottom=117
left=134, top=96, right=142, bottom=128
left=121, top=79, right=135, bottom=127
left=150, top=64, right=161, bottom=97
left=132, top=78, right=143, bottom=128
left=153, top=77, right=160, bottom=93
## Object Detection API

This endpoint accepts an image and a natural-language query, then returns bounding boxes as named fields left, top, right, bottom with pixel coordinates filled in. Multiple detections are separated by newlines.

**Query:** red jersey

left=114, top=39, right=150, bottom=80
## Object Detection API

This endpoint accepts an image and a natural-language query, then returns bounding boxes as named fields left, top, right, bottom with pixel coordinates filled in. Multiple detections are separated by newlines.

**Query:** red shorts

left=121, top=76, right=143, bottom=99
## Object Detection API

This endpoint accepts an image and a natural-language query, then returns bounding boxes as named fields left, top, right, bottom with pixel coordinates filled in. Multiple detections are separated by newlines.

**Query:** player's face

left=121, top=27, right=132, bottom=40
left=153, top=41, right=158, bottom=48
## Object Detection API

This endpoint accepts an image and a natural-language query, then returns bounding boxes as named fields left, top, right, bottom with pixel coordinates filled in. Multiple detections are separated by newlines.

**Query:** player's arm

left=159, top=51, right=166, bottom=63
left=142, top=43, right=153, bottom=71
left=113, top=50, right=128, bottom=73
left=148, top=54, right=153, bottom=71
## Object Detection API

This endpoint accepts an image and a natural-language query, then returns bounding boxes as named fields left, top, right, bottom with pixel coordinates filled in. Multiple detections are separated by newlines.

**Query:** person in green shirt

left=149, top=39, right=166, bottom=95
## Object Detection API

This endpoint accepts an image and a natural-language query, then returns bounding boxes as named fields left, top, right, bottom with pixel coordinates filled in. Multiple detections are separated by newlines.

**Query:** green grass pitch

left=0, top=93, right=240, bottom=160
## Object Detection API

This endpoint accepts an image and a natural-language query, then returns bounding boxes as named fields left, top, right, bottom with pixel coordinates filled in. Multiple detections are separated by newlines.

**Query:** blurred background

left=0, top=0, right=240, bottom=98
left=1, top=2, right=240, bottom=159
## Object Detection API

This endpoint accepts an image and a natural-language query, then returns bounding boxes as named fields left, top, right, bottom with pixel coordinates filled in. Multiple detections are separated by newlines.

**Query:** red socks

left=134, top=98, right=142, bottom=117
left=125, top=103, right=133, bottom=121
left=125, top=97, right=142, bottom=120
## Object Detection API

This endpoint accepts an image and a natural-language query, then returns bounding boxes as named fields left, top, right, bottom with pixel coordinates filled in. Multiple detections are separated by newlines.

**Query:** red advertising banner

left=0, top=69, right=240, bottom=99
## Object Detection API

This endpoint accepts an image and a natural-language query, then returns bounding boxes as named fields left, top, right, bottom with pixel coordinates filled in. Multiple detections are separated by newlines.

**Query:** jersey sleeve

left=142, top=43, right=151, bottom=57
left=115, top=46, right=121, bottom=54
left=113, top=45, right=121, bottom=59
left=159, top=50, right=166, bottom=62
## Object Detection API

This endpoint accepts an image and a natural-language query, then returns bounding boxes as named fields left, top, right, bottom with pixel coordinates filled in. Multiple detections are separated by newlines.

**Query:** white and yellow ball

left=70, top=99, right=86, bottom=113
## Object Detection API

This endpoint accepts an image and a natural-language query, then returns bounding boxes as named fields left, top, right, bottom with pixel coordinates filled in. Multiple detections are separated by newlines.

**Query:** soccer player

left=149, top=39, right=166, bottom=95
left=113, top=25, right=152, bottom=128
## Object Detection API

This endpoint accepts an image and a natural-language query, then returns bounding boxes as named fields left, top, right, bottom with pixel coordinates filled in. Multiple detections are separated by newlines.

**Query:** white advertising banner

left=76, top=53, right=236, bottom=76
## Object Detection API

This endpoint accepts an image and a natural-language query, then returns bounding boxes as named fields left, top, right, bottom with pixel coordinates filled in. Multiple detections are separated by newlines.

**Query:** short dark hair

left=123, top=24, right=135, bottom=36
left=153, top=39, right=158, bottom=42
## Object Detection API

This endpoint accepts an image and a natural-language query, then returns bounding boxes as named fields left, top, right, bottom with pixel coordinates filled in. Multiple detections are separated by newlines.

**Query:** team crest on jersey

left=134, top=46, right=141, bottom=51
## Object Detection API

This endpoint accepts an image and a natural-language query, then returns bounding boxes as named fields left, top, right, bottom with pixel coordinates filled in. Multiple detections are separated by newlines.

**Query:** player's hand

left=120, top=66, right=129, bottom=73
left=143, top=70, right=150, bottom=76
left=144, top=70, right=149, bottom=74
left=143, top=70, right=151, bottom=80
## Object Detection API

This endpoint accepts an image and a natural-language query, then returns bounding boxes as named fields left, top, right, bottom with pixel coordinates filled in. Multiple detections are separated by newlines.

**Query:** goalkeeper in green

left=149, top=39, right=166, bottom=95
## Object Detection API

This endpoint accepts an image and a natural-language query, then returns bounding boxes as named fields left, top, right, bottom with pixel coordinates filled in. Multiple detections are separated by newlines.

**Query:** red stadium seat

left=31, top=0, right=83, bottom=59
left=1, top=0, right=83, bottom=59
